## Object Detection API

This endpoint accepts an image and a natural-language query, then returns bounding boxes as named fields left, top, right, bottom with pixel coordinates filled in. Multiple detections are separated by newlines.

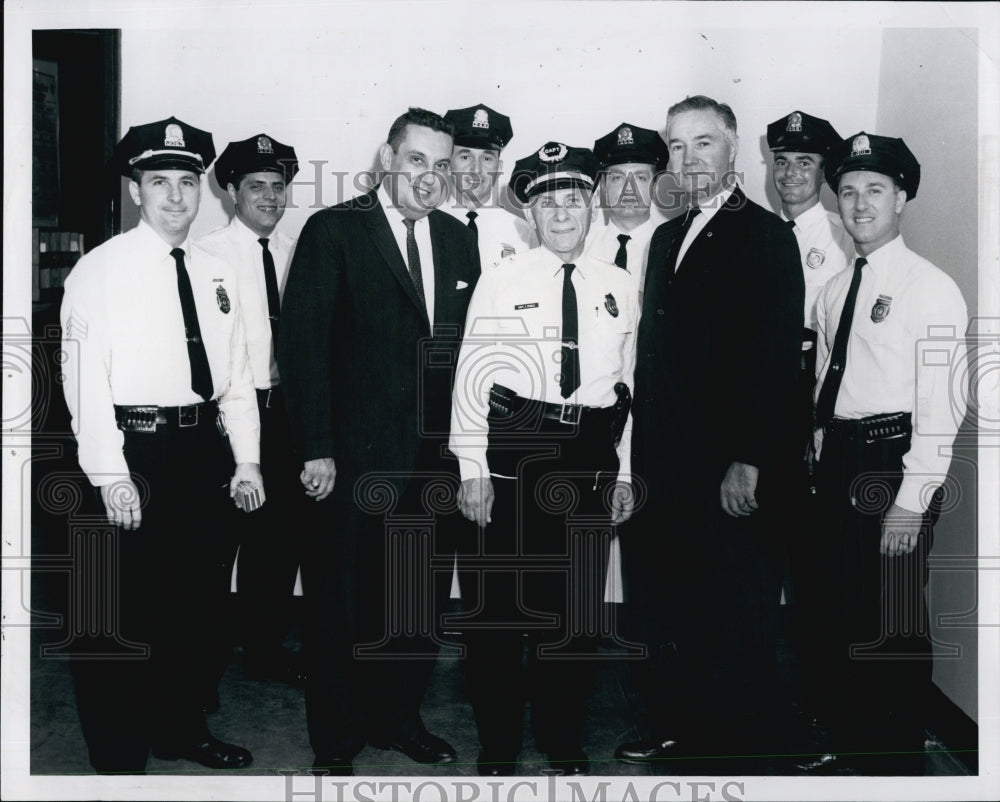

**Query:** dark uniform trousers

left=300, top=438, right=461, bottom=760
left=813, top=422, right=933, bottom=774
left=455, top=404, right=617, bottom=755
left=70, top=408, right=234, bottom=772
left=234, top=387, right=305, bottom=663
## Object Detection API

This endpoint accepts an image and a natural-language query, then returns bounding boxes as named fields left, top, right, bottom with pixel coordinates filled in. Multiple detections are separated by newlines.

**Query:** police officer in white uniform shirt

left=198, top=134, right=306, bottom=687
left=587, top=123, right=669, bottom=301
left=450, top=142, right=636, bottom=777
left=60, top=116, right=261, bottom=773
left=805, top=133, right=968, bottom=775
left=441, top=103, right=534, bottom=269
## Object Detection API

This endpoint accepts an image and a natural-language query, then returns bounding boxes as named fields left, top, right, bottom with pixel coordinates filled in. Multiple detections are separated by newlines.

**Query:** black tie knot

left=467, top=211, right=478, bottom=222
left=617, top=234, right=630, bottom=245
left=258, top=237, right=271, bottom=250
left=854, top=256, right=868, bottom=271
left=170, top=247, right=185, bottom=260
left=403, top=218, right=416, bottom=233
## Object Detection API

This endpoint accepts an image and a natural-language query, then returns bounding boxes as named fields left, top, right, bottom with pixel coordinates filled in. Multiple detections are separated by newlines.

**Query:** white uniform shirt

left=442, top=201, right=535, bottom=270
left=450, top=248, right=637, bottom=482
left=377, top=183, right=436, bottom=324
left=584, top=214, right=661, bottom=298
left=814, top=235, right=968, bottom=513
left=783, top=201, right=853, bottom=331
left=61, top=219, right=260, bottom=485
left=197, top=215, right=296, bottom=388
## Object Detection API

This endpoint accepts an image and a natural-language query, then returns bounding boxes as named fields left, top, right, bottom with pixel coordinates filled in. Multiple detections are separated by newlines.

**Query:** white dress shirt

left=197, top=215, right=297, bottom=388
left=783, top=201, right=853, bottom=331
left=61, top=220, right=260, bottom=485
left=450, top=247, right=637, bottom=483
left=675, top=186, right=735, bottom=268
left=378, top=182, right=436, bottom=324
left=442, top=200, right=535, bottom=270
left=814, top=235, right=968, bottom=513
left=584, top=213, right=662, bottom=298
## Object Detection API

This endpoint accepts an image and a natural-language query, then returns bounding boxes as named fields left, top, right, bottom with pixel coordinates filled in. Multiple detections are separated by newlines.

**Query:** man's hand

left=720, top=461, right=759, bottom=517
left=230, top=462, right=266, bottom=510
left=458, top=477, right=494, bottom=527
left=301, top=457, right=336, bottom=501
left=100, top=478, right=142, bottom=531
left=881, top=503, right=922, bottom=557
left=610, top=481, right=635, bottom=525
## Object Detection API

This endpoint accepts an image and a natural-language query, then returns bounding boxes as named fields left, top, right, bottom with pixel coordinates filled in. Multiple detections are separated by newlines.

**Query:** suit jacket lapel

left=676, top=185, right=747, bottom=274
left=362, top=188, right=430, bottom=327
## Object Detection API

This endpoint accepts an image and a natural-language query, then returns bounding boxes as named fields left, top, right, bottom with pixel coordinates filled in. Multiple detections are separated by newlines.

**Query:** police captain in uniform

left=586, top=122, right=669, bottom=302
left=60, top=117, right=261, bottom=772
left=441, top=103, right=534, bottom=269
left=450, top=142, right=636, bottom=776
left=198, top=133, right=307, bottom=686
left=806, top=133, right=968, bottom=774
left=765, top=109, right=853, bottom=724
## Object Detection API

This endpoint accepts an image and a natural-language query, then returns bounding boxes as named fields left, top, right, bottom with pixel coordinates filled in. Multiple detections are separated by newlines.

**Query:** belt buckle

left=178, top=405, right=199, bottom=427
left=558, top=402, right=581, bottom=425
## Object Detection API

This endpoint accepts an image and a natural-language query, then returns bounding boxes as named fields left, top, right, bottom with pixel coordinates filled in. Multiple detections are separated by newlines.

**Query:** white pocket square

left=456, top=280, right=469, bottom=290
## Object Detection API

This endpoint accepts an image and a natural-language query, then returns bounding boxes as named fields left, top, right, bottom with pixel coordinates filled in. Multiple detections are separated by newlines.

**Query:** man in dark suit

left=615, top=95, right=804, bottom=772
left=279, top=108, right=481, bottom=775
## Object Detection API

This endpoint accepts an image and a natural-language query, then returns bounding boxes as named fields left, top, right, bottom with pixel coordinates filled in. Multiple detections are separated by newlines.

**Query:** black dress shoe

left=152, top=737, right=253, bottom=769
left=371, top=730, right=457, bottom=764
left=310, top=755, right=354, bottom=776
left=477, top=749, right=518, bottom=776
left=614, top=737, right=680, bottom=765
left=547, top=747, right=589, bottom=776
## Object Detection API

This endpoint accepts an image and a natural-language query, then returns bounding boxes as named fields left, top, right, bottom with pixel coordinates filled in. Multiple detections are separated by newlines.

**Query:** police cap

left=443, top=104, right=513, bottom=151
left=766, top=110, right=841, bottom=154
left=824, top=132, right=920, bottom=200
left=593, top=123, right=668, bottom=171
left=509, top=142, right=599, bottom=206
left=213, top=134, right=299, bottom=191
left=112, top=116, right=216, bottom=177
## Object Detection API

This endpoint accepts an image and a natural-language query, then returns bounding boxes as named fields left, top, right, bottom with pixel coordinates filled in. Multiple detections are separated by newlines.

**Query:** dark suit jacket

left=279, top=188, right=481, bottom=503
left=634, top=186, right=803, bottom=510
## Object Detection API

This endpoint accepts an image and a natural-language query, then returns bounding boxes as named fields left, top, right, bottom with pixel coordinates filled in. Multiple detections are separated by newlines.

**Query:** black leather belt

left=489, top=384, right=612, bottom=426
left=824, top=411, right=911, bottom=445
left=256, top=385, right=282, bottom=409
left=114, top=401, right=217, bottom=433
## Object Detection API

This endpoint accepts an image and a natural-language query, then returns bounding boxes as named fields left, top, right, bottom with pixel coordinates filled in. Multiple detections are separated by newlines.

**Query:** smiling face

left=772, top=150, right=824, bottom=217
left=229, top=171, right=287, bottom=237
left=601, top=162, right=655, bottom=225
left=666, top=108, right=737, bottom=204
left=129, top=169, right=201, bottom=246
left=836, top=169, right=906, bottom=256
left=527, top=185, right=594, bottom=262
left=379, top=123, right=454, bottom=219
left=450, top=145, right=501, bottom=207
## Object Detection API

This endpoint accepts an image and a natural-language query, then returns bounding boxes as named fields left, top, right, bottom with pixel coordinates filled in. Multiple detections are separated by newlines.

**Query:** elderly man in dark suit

left=279, top=108, right=481, bottom=776
left=616, top=95, right=804, bottom=772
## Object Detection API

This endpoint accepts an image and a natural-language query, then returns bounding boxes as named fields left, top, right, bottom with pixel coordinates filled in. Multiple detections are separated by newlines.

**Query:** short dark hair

left=386, top=107, right=454, bottom=151
left=667, top=95, right=738, bottom=139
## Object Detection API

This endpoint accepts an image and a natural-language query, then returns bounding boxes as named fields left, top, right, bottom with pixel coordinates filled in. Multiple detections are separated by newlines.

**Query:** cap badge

left=473, top=108, right=490, bottom=129
left=538, top=142, right=568, bottom=164
left=164, top=123, right=186, bottom=147
left=257, top=136, right=274, bottom=154
left=806, top=248, right=826, bottom=269
left=870, top=294, right=891, bottom=324
left=604, top=292, right=619, bottom=318
left=216, top=285, right=231, bottom=314
left=851, top=134, right=871, bottom=157
left=617, top=126, right=634, bottom=146
left=786, top=112, right=803, bottom=132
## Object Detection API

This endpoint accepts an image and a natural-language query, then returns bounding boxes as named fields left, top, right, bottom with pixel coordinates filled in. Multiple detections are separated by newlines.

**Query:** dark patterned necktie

left=258, top=237, right=280, bottom=347
left=614, top=233, right=631, bottom=270
left=466, top=210, right=479, bottom=234
left=402, top=218, right=426, bottom=307
left=815, top=258, right=867, bottom=427
left=560, top=263, right=580, bottom=398
left=171, top=247, right=214, bottom=401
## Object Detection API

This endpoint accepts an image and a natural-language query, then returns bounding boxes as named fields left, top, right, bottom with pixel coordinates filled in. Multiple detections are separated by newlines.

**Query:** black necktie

left=466, top=210, right=478, bottom=234
left=258, top=237, right=280, bottom=348
left=402, top=218, right=426, bottom=308
left=815, top=257, right=867, bottom=427
left=560, top=263, right=580, bottom=399
left=786, top=218, right=797, bottom=229
left=171, top=247, right=214, bottom=401
left=666, top=206, right=701, bottom=273
left=614, top=233, right=631, bottom=270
